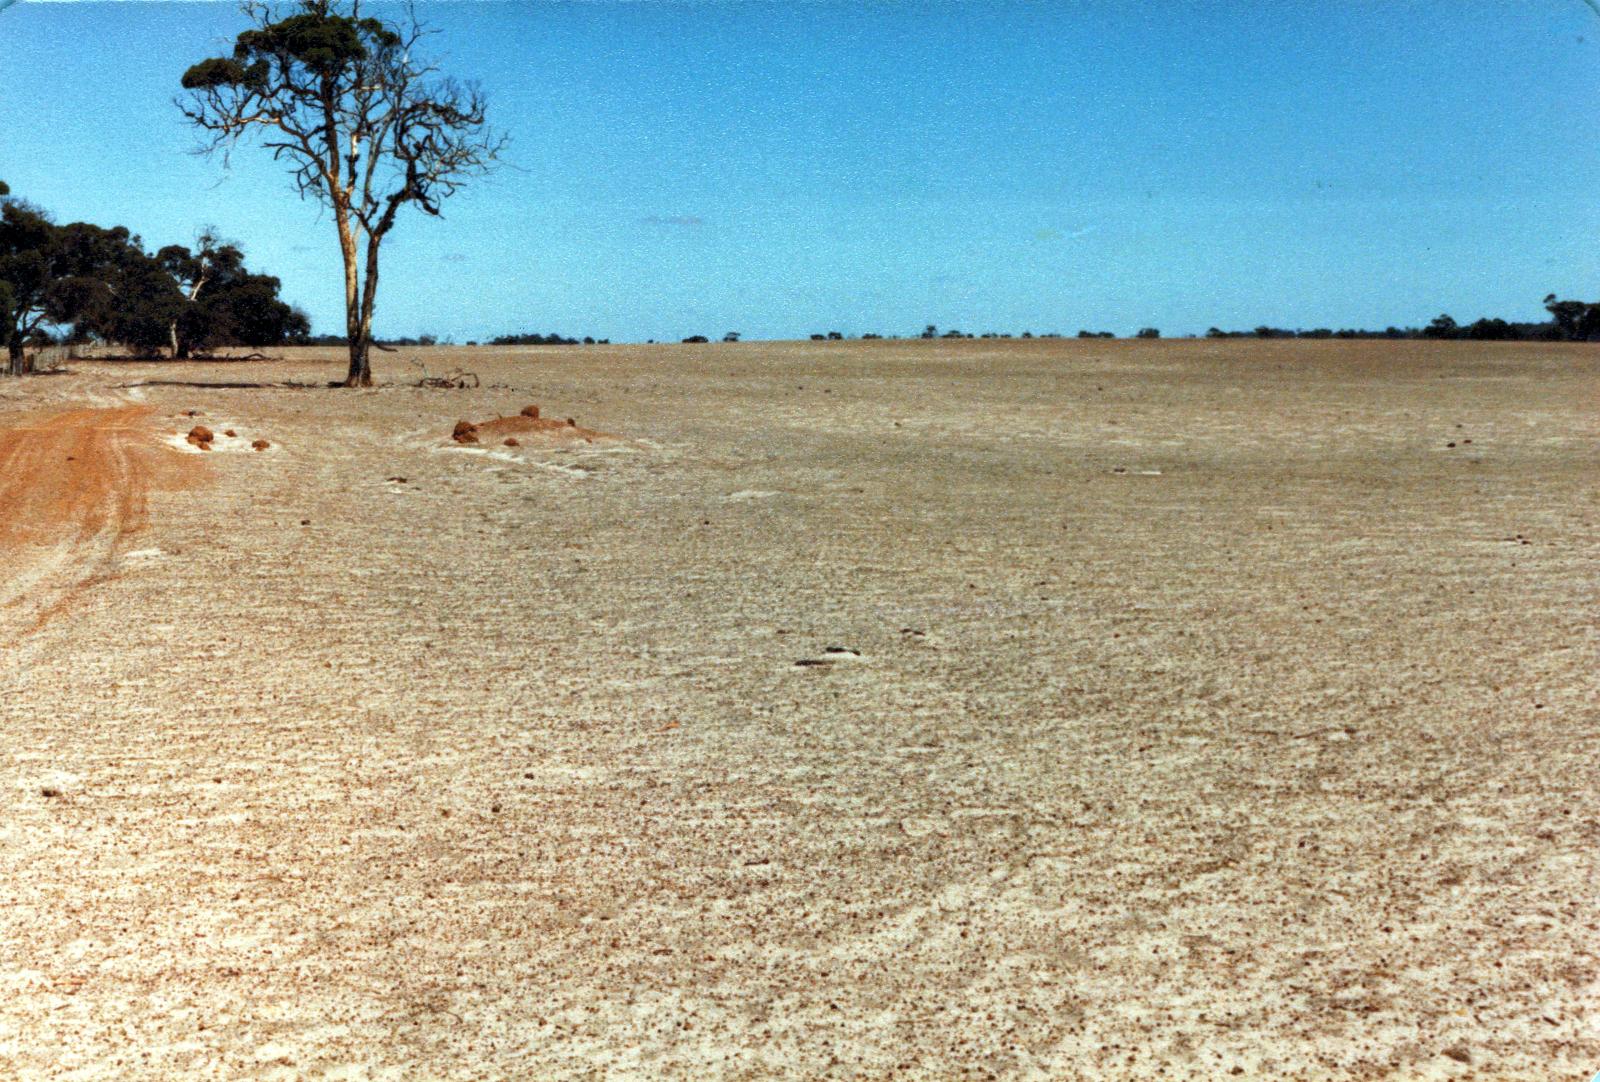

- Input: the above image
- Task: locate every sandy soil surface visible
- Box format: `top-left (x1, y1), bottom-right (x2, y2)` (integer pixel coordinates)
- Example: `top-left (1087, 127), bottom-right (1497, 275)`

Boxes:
top-left (0, 339), bottom-right (1595, 1080)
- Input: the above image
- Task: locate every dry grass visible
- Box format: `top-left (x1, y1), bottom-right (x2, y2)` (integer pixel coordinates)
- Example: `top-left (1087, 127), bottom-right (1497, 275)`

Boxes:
top-left (0, 338), bottom-right (1595, 1079)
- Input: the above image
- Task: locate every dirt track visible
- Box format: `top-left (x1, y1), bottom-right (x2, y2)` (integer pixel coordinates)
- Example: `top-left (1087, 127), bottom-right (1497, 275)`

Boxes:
top-left (0, 340), bottom-right (1596, 1080)
top-left (0, 404), bottom-right (200, 639)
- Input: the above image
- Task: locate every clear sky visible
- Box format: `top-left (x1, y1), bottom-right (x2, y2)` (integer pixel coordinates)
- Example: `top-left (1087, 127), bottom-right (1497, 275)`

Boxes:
top-left (2, 1), bottom-right (1599, 341)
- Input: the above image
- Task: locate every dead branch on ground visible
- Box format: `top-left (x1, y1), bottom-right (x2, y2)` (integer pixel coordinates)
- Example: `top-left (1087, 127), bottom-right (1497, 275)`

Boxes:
top-left (410, 358), bottom-right (480, 389)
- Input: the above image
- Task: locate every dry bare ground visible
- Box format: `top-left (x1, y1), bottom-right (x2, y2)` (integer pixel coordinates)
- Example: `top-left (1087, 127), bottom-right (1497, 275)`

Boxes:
top-left (0, 339), bottom-right (1595, 1080)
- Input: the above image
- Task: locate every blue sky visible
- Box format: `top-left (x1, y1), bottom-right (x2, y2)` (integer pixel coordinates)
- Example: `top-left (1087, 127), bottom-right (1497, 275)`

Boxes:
top-left (2, 1), bottom-right (1598, 341)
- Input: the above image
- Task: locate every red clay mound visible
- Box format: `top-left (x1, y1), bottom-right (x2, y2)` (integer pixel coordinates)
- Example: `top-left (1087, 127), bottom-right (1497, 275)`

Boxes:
top-left (453, 412), bottom-right (612, 445)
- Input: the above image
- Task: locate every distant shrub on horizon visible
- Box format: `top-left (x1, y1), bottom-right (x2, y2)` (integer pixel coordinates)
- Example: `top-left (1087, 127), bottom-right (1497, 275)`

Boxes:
top-left (490, 331), bottom-right (584, 346)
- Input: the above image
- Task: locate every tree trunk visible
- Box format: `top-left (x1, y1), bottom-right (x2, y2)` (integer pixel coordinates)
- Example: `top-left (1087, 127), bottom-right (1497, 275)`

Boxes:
top-left (173, 269), bottom-right (207, 360)
top-left (336, 208), bottom-right (369, 387)
top-left (7, 336), bottom-right (26, 378)
top-left (349, 235), bottom-right (381, 388)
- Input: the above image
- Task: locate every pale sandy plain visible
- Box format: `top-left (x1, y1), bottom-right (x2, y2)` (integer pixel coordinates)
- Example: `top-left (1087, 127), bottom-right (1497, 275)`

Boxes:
top-left (0, 338), bottom-right (1595, 1080)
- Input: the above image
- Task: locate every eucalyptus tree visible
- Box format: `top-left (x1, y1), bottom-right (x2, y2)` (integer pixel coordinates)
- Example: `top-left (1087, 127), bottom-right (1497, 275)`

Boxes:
top-left (179, 1), bottom-right (503, 385)
top-left (0, 203), bottom-right (159, 373)
top-left (156, 231), bottom-right (305, 357)
top-left (0, 200), bottom-right (67, 375)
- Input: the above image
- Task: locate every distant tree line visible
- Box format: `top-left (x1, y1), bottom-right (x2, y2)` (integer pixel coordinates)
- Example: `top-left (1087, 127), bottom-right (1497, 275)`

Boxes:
top-left (406, 295), bottom-right (1600, 354)
top-left (0, 185), bottom-right (304, 375)
top-left (289, 330), bottom-right (614, 347)
top-left (1203, 296), bottom-right (1600, 343)
top-left (491, 331), bottom-right (609, 346)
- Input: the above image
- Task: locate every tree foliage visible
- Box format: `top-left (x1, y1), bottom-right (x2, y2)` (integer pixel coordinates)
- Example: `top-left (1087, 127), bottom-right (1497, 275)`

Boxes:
top-left (0, 203), bottom-right (145, 373)
top-left (1543, 293), bottom-right (1600, 341)
top-left (158, 232), bottom-right (308, 355)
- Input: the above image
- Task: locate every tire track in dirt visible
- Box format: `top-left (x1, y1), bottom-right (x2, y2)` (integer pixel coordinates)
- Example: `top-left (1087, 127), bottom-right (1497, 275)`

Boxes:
top-left (0, 404), bottom-right (202, 638)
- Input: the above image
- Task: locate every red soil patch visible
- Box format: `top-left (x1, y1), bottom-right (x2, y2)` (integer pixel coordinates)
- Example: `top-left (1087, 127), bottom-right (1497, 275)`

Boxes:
top-left (0, 405), bottom-right (205, 546)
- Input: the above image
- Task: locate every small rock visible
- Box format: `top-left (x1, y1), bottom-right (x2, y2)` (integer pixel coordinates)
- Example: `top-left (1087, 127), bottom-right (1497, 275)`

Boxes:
top-left (300, 519), bottom-right (310, 526)
top-left (452, 420), bottom-right (479, 444)
top-left (40, 787), bottom-right (60, 799)
top-left (224, 429), bottom-right (237, 438)
top-left (187, 425), bottom-right (214, 448)
top-left (1442, 1045), bottom-right (1471, 1065)
top-left (521, 404), bottom-right (540, 418)
top-left (566, 417), bottom-right (577, 427)
top-left (251, 439), bottom-right (271, 452)
top-left (1446, 442), bottom-right (1456, 448)
top-left (504, 437), bottom-right (519, 447)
